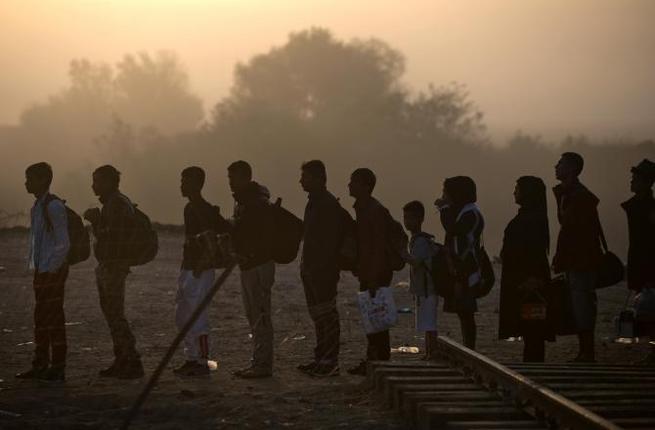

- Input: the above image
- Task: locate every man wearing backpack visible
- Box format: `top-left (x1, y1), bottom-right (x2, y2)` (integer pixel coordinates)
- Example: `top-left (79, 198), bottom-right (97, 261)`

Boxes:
top-left (83, 165), bottom-right (144, 379)
top-left (174, 166), bottom-right (229, 377)
top-left (298, 160), bottom-right (343, 377)
top-left (347, 168), bottom-right (400, 376)
top-left (16, 162), bottom-right (71, 382)
top-left (227, 161), bottom-right (276, 379)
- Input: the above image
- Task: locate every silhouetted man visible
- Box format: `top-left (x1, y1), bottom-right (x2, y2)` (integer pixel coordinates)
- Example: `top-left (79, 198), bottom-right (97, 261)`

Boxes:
top-left (84, 165), bottom-right (144, 379)
top-left (16, 162), bottom-right (70, 382)
top-left (298, 160), bottom-right (342, 377)
top-left (174, 166), bottom-right (228, 377)
top-left (622, 159), bottom-right (655, 364)
top-left (227, 161), bottom-right (276, 379)
top-left (553, 152), bottom-right (603, 362)
top-left (348, 168), bottom-right (393, 376)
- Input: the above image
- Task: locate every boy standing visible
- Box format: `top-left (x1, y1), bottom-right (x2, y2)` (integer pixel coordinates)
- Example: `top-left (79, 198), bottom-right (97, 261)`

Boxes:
top-left (17, 162), bottom-right (70, 382)
top-left (402, 201), bottom-right (439, 360)
top-left (174, 166), bottom-right (228, 376)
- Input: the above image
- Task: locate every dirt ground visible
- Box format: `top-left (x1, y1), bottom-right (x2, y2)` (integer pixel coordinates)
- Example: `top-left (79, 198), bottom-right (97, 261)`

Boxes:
top-left (0, 231), bottom-right (651, 429)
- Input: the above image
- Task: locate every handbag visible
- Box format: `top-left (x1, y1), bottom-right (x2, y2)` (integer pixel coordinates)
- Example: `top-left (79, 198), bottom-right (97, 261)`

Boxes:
top-left (595, 220), bottom-right (625, 289)
top-left (357, 287), bottom-right (398, 334)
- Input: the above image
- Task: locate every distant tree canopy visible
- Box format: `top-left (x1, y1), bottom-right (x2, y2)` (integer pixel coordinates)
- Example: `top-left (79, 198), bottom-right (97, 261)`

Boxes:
top-left (210, 28), bottom-right (485, 155)
top-left (20, 51), bottom-right (203, 145)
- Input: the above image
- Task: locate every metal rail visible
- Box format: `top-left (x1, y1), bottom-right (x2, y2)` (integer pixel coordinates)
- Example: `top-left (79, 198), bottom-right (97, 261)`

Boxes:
top-left (435, 336), bottom-right (623, 430)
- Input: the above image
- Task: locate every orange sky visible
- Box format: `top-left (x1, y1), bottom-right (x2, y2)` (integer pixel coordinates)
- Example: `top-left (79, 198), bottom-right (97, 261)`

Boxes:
top-left (2, 0), bottom-right (654, 141)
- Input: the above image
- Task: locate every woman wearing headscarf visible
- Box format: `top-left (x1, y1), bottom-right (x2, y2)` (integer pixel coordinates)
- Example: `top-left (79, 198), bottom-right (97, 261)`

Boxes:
top-left (435, 176), bottom-right (483, 350)
top-left (499, 176), bottom-right (554, 362)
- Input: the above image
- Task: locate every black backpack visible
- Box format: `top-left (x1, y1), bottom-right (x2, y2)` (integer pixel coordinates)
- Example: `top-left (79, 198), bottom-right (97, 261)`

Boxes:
top-left (125, 203), bottom-right (158, 266)
top-left (270, 198), bottom-right (303, 264)
top-left (43, 194), bottom-right (90, 265)
top-left (386, 214), bottom-right (408, 272)
top-left (337, 204), bottom-right (358, 271)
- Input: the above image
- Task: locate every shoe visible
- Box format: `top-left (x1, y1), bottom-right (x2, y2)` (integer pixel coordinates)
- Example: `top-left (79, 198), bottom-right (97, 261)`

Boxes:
top-left (174, 361), bottom-right (210, 377)
top-left (233, 366), bottom-right (272, 379)
top-left (38, 366), bottom-right (65, 383)
top-left (347, 360), bottom-right (367, 376)
top-left (16, 366), bottom-right (47, 379)
top-left (115, 359), bottom-right (145, 380)
top-left (99, 361), bottom-right (121, 378)
top-left (297, 361), bottom-right (317, 374)
top-left (310, 363), bottom-right (339, 378)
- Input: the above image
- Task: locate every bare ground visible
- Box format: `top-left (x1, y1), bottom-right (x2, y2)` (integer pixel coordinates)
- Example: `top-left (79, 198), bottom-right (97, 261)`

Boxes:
top-left (0, 231), bottom-right (650, 429)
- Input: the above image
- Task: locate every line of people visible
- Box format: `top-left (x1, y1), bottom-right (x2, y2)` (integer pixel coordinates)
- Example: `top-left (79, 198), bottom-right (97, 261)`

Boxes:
top-left (15, 153), bottom-right (655, 382)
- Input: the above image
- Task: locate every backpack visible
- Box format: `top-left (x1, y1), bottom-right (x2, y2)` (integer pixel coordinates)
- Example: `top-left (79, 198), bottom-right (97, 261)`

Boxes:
top-left (386, 215), bottom-right (408, 272)
top-left (43, 194), bottom-right (90, 265)
top-left (125, 203), bottom-right (158, 266)
top-left (270, 198), bottom-right (303, 264)
top-left (337, 204), bottom-right (358, 271)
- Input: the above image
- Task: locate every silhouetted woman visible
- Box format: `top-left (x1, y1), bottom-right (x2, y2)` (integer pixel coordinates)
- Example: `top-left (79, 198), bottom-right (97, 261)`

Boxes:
top-left (435, 176), bottom-right (483, 350)
top-left (499, 176), bottom-right (554, 362)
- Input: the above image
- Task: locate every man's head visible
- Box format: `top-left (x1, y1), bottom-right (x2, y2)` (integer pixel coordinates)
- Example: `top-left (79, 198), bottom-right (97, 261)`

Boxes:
top-left (25, 162), bottom-right (53, 197)
top-left (403, 200), bottom-right (425, 233)
top-left (348, 168), bottom-right (376, 199)
top-left (92, 165), bottom-right (121, 197)
top-left (630, 158), bottom-right (655, 194)
top-left (228, 160), bottom-right (252, 193)
top-left (300, 160), bottom-right (327, 193)
top-left (555, 152), bottom-right (584, 182)
top-left (181, 166), bottom-right (205, 198)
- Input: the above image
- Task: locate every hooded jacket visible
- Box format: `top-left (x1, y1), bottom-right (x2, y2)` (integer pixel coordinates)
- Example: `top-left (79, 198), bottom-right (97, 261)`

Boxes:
top-left (231, 181), bottom-right (274, 270)
top-left (621, 192), bottom-right (655, 291)
top-left (552, 181), bottom-right (603, 273)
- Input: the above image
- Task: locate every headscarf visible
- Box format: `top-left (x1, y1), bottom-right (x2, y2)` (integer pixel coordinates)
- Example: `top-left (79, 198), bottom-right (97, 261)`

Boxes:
top-left (516, 175), bottom-right (550, 253)
top-left (443, 176), bottom-right (477, 210)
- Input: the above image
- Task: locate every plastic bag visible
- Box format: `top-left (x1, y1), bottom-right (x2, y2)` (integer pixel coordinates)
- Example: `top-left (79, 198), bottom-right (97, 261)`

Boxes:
top-left (357, 287), bottom-right (398, 334)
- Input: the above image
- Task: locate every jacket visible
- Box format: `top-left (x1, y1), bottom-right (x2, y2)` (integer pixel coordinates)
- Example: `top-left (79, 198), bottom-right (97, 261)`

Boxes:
top-left (552, 181), bottom-right (603, 273)
top-left (353, 196), bottom-right (393, 290)
top-left (92, 191), bottom-right (135, 266)
top-left (231, 181), bottom-right (274, 270)
top-left (621, 192), bottom-right (655, 291)
top-left (301, 188), bottom-right (342, 277)
top-left (28, 192), bottom-right (70, 273)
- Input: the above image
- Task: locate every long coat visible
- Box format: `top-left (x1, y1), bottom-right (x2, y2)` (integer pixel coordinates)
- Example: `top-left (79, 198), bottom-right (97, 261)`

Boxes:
top-left (499, 208), bottom-right (554, 340)
top-left (621, 193), bottom-right (655, 291)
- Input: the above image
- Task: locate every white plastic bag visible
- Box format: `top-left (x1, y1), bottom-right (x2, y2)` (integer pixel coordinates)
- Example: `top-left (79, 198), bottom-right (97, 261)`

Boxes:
top-left (634, 288), bottom-right (655, 323)
top-left (357, 287), bottom-right (398, 334)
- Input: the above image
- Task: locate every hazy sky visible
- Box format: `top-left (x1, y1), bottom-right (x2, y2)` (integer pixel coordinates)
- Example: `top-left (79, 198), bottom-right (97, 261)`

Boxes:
top-left (2, 0), bottom-right (654, 141)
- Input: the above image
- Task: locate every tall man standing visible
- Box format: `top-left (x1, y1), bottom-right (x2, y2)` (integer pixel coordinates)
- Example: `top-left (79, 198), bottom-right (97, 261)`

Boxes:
top-left (16, 162), bottom-right (70, 382)
top-left (298, 160), bottom-right (343, 377)
top-left (553, 152), bottom-right (603, 362)
top-left (227, 161), bottom-right (276, 379)
top-left (347, 168), bottom-right (395, 376)
top-left (84, 165), bottom-right (144, 379)
top-left (622, 159), bottom-right (655, 364)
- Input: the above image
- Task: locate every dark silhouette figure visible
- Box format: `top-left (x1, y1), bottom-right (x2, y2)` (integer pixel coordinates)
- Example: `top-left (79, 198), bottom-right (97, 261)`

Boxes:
top-left (347, 168), bottom-right (394, 376)
top-left (622, 159), bottom-right (655, 364)
top-left (297, 160), bottom-right (343, 377)
top-left (499, 176), bottom-right (553, 362)
top-left (174, 166), bottom-right (228, 377)
top-left (227, 160), bottom-right (276, 379)
top-left (435, 176), bottom-right (483, 350)
top-left (84, 165), bottom-right (144, 379)
top-left (553, 152), bottom-right (603, 362)
top-left (16, 162), bottom-right (70, 382)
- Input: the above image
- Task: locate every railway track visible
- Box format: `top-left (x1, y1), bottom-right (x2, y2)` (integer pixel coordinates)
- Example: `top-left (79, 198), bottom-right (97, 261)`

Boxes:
top-left (368, 336), bottom-right (655, 430)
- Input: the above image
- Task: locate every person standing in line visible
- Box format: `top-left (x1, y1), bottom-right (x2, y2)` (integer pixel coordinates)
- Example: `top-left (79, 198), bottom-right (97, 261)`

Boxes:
top-left (499, 176), bottom-right (554, 362)
top-left (174, 166), bottom-right (229, 377)
top-left (16, 162), bottom-right (70, 382)
top-left (434, 176), bottom-right (483, 350)
top-left (297, 160), bottom-right (343, 377)
top-left (621, 159), bottom-right (655, 365)
top-left (227, 161), bottom-right (276, 379)
top-left (347, 168), bottom-right (395, 376)
top-left (84, 165), bottom-right (144, 379)
top-left (552, 152), bottom-right (603, 362)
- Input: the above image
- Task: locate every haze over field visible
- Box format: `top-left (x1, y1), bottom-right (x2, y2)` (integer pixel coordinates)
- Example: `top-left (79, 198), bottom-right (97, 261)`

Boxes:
top-left (1, 0), bottom-right (654, 256)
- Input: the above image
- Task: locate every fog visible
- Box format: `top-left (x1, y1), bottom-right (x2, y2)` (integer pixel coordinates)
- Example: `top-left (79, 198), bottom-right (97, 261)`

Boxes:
top-left (1, 1), bottom-right (654, 256)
